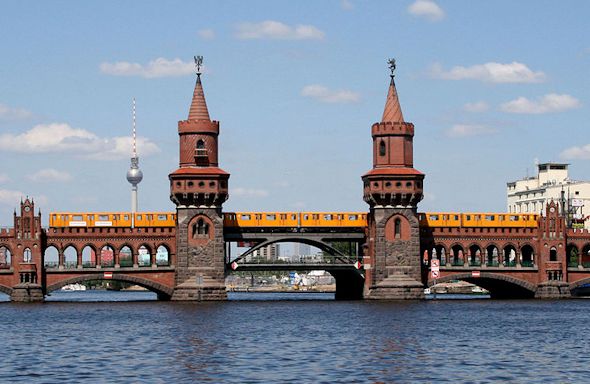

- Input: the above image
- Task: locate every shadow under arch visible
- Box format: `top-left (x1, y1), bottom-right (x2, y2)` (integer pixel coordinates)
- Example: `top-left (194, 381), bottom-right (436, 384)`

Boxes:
top-left (233, 237), bottom-right (350, 264)
top-left (569, 277), bottom-right (590, 296)
top-left (428, 272), bottom-right (536, 299)
top-left (46, 274), bottom-right (173, 300)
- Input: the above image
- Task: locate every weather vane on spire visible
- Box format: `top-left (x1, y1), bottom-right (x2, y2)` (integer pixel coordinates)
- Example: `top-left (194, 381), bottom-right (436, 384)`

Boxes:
top-left (387, 58), bottom-right (396, 78)
top-left (194, 55), bottom-right (203, 75)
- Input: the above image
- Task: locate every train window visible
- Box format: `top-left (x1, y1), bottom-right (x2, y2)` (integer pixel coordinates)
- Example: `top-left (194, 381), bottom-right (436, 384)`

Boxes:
top-left (304, 214), bottom-right (309, 220)
top-left (73, 215), bottom-right (83, 221)
top-left (324, 214), bottom-right (332, 220)
top-left (475, 215), bottom-right (481, 220)
top-left (485, 215), bottom-right (494, 221)
top-left (98, 215), bottom-right (108, 221)
top-left (291, 214), bottom-right (297, 220)
top-left (509, 215), bottom-right (518, 221)
top-left (443, 215), bottom-right (448, 220)
top-left (124, 215), bottom-right (129, 220)
top-left (147, 215), bottom-right (153, 220)
top-left (113, 215), bottom-right (119, 220)
top-left (454, 215), bottom-right (459, 220)
top-left (349, 215), bottom-right (358, 220)
top-left (313, 214), bottom-right (319, 220)
top-left (280, 214), bottom-right (286, 219)
top-left (466, 215), bottom-right (471, 220)
top-left (429, 215), bottom-right (439, 220)
top-left (240, 214), bottom-right (251, 220)
top-left (499, 215), bottom-right (504, 221)
top-left (158, 215), bottom-right (167, 220)
top-left (267, 214), bottom-right (276, 220)
top-left (137, 215), bottom-right (142, 220)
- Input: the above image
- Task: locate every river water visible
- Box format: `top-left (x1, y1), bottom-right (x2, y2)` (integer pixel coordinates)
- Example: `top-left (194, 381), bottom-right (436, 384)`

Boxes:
top-left (0, 291), bottom-right (588, 383)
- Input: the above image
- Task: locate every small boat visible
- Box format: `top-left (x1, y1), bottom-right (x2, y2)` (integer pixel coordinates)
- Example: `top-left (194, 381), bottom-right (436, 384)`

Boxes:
top-left (61, 283), bottom-right (87, 291)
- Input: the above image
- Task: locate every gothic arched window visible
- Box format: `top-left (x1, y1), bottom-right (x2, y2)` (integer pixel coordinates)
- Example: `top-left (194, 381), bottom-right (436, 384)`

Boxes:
top-left (379, 140), bottom-right (386, 157)
top-left (394, 218), bottom-right (401, 239)
top-left (23, 248), bottom-right (32, 263)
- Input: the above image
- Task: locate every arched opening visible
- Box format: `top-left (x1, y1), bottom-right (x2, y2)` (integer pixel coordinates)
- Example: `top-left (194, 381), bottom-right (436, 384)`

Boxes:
top-left (450, 245), bottom-right (464, 266)
top-left (503, 245), bottom-right (517, 267)
top-left (468, 244), bottom-right (482, 266)
top-left (567, 244), bottom-right (579, 267)
top-left (582, 244), bottom-right (590, 267)
top-left (156, 245), bottom-right (170, 266)
top-left (23, 248), bottom-right (32, 263)
top-left (196, 139), bottom-right (205, 149)
top-left (44, 246), bottom-right (59, 268)
top-left (100, 245), bottom-right (115, 267)
top-left (486, 245), bottom-right (499, 267)
top-left (138, 245), bottom-right (151, 267)
top-left (434, 245), bottom-right (446, 265)
top-left (81, 245), bottom-right (93, 268)
top-left (119, 246), bottom-right (133, 267)
top-left (379, 140), bottom-right (386, 156)
top-left (549, 247), bottom-right (558, 262)
top-left (64, 246), bottom-right (78, 268)
top-left (46, 274), bottom-right (173, 301)
top-left (521, 245), bottom-right (534, 267)
top-left (394, 218), bottom-right (401, 239)
top-left (0, 246), bottom-right (12, 269)
top-left (429, 273), bottom-right (535, 299)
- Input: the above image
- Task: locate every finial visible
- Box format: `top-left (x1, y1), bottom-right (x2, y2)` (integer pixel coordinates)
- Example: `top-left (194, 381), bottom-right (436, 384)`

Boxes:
top-left (194, 55), bottom-right (203, 76)
top-left (132, 98), bottom-right (137, 158)
top-left (387, 58), bottom-right (396, 78)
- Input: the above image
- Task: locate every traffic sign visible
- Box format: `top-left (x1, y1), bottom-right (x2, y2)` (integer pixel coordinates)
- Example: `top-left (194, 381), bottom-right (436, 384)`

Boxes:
top-left (354, 261), bottom-right (362, 269)
top-left (431, 270), bottom-right (440, 279)
top-left (103, 272), bottom-right (113, 279)
top-left (472, 271), bottom-right (481, 278)
top-left (231, 261), bottom-right (239, 270)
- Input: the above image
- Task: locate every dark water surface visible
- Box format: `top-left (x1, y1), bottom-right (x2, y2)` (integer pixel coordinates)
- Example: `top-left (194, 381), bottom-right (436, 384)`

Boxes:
top-left (0, 291), bottom-right (588, 383)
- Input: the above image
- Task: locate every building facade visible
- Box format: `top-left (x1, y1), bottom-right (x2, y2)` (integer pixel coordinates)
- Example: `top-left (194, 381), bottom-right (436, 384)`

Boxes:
top-left (507, 163), bottom-right (590, 229)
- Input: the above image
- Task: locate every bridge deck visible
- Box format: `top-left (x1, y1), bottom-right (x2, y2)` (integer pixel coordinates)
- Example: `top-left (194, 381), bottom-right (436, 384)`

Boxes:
top-left (230, 263), bottom-right (361, 272)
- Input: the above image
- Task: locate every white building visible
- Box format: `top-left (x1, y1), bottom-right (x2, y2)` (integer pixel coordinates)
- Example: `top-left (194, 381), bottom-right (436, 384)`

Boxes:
top-left (251, 244), bottom-right (280, 261)
top-left (507, 163), bottom-right (590, 228)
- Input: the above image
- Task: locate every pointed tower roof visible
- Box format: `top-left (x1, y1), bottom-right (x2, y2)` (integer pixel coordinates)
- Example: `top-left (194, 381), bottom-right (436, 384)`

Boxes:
top-left (188, 74), bottom-right (211, 121)
top-left (381, 59), bottom-right (404, 123)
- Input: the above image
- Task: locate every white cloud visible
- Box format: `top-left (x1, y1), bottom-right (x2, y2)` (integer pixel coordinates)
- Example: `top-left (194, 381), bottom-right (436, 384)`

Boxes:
top-left (0, 103), bottom-right (33, 121)
top-left (341, 0), bottom-right (354, 10)
top-left (0, 174), bottom-right (9, 183)
top-left (408, 0), bottom-right (445, 21)
top-left (431, 62), bottom-right (546, 83)
top-left (235, 20), bottom-right (325, 40)
top-left (561, 144), bottom-right (590, 160)
top-left (0, 123), bottom-right (160, 160)
top-left (301, 84), bottom-right (360, 103)
top-left (0, 189), bottom-right (24, 206)
top-left (463, 101), bottom-right (489, 113)
top-left (27, 169), bottom-right (72, 183)
top-left (232, 187), bottom-right (269, 198)
top-left (198, 29), bottom-right (215, 40)
top-left (445, 124), bottom-right (497, 138)
top-left (500, 94), bottom-right (581, 114)
top-left (100, 57), bottom-right (195, 78)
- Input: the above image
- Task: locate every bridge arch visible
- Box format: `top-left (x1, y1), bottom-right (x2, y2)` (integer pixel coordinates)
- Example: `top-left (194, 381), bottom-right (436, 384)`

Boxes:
top-left (0, 284), bottom-right (12, 296)
top-left (232, 237), bottom-right (348, 264)
top-left (428, 272), bottom-right (536, 299)
top-left (46, 274), bottom-right (173, 300)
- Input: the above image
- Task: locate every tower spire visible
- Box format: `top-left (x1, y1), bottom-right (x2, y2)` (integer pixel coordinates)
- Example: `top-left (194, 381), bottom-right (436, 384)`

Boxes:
top-left (188, 55), bottom-right (210, 121)
top-left (382, 58), bottom-right (404, 123)
top-left (126, 97), bottom-right (143, 215)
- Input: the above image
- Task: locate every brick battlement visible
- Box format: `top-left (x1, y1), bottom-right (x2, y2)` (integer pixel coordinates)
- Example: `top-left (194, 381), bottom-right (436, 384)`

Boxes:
top-left (371, 121), bottom-right (414, 137)
top-left (178, 119), bottom-right (219, 134)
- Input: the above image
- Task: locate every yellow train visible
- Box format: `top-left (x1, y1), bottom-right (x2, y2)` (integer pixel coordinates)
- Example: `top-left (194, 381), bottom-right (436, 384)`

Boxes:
top-left (418, 213), bottom-right (539, 228)
top-left (223, 212), bottom-right (368, 229)
top-left (49, 212), bottom-right (176, 228)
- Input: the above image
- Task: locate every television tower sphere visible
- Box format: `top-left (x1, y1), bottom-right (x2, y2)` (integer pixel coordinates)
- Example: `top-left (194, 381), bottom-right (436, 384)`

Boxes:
top-left (127, 161), bottom-right (143, 186)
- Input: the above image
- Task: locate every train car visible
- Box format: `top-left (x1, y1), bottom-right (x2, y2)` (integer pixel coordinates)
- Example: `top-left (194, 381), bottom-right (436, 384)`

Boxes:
top-left (133, 212), bottom-right (176, 227)
top-left (461, 213), bottom-right (539, 228)
top-left (49, 212), bottom-right (176, 228)
top-left (49, 212), bottom-right (133, 227)
top-left (223, 212), bottom-right (367, 229)
top-left (418, 213), bottom-right (461, 227)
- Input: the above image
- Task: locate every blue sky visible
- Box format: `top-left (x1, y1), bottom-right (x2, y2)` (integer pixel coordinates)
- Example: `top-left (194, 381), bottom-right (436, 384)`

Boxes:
top-left (0, 0), bottom-right (588, 225)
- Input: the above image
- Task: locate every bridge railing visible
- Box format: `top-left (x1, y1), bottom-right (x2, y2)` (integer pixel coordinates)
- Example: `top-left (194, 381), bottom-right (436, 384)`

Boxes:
top-left (234, 254), bottom-right (359, 265)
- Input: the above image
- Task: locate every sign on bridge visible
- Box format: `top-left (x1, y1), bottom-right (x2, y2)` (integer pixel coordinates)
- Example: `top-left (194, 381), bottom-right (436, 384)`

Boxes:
top-left (430, 259), bottom-right (440, 279)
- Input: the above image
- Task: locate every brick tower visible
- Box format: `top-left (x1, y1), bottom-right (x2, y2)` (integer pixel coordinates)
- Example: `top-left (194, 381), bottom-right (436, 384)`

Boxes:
top-left (169, 56), bottom-right (229, 300)
top-left (362, 59), bottom-right (425, 299)
top-left (11, 198), bottom-right (44, 302)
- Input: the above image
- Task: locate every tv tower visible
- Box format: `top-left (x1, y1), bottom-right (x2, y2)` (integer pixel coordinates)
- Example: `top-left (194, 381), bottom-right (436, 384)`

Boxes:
top-left (126, 98), bottom-right (143, 213)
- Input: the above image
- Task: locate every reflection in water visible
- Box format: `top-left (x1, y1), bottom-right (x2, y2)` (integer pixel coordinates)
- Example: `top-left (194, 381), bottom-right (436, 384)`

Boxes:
top-left (0, 292), bottom-right (588, 382)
